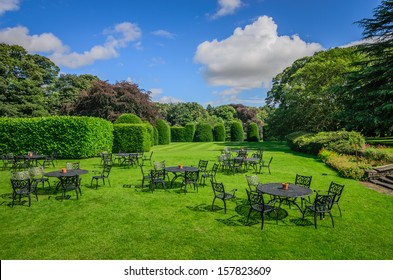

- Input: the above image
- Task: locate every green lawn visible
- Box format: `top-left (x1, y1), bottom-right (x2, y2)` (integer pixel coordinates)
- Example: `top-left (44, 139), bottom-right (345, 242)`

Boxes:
top-left (1, 141), bottom-right (392, 260)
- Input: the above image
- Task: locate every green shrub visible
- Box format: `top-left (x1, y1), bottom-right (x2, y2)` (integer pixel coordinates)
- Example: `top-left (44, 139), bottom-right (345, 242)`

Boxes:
top-left (194, 123), bottom-right (213, 142)
top-left (112, 124), bottom-right (151, 152)
top-left (213, 123), bottom-right (226, 141)
top-left (287, 130), bottom-right (365, 156)
top-left (363, 146), bottom-right (393, 165)
top-left (143, 121), bottom-right (155, 147)
top-left (153, 126), bottom-right (159, 146)
top-left (171, 126), bottom-right (186, 142)
top-left (230, 121), bottom-right (244, 142)
top-left (156, 119), bottom-right (170, 145)
top-left (184, 123), bottom-right (196, 142)
top-left (114, 113), bottom-right (142, 124)
top-left (318, 148), bottom-right (370, 180)
top-left (247, 122), bottom-right (260, 142)
top-left (0, 116), bottom-right (113, 158)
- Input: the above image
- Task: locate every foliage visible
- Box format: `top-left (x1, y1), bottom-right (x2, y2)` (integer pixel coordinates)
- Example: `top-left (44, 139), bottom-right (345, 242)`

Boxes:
top-left (156, 119), bottom-right (170, 145)
top-left (213, 123), bottom-right (226, 141)
top-left (318, 148), bottom-right (371, 180)
top-left (0, 116), bottom-right (113, 158)
top-left (170, 126), bottom-right (186, 142)
top-left (114, 113), bottom-right (142, 124)
top-left (230, 121), bottom-right (244, 141)
top-left (47, 73), bottom-right (99, 115)
top-left (158, 102), bottom-right (209, 126)
top-left (112, 124), bottom-right (151, 152)
top-left (362, 145), bottom-right (393, 164)
top-left (339, 0), bottom-right (393, 136)
top-left (287, 130), bottom-right (365, 156)
top-left (247, 122), bottom-right (260, 142)
top-left (266, 47), bottom-right (364, 138)
top-left (71, 80), bottom-right (159, 123)
top-left (184, 123), bottom-right (196, 142)
top-left (0, 43), bottom-right (60, 117)
top-left (193, 123), bottom-right (213, 142)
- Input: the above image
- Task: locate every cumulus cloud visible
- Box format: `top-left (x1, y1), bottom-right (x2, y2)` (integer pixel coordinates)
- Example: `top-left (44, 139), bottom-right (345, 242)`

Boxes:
top-left (194, 16), bottom-right (323, 101)
top-left (0, 22), bottom-right (142, 68)
top-left (0, 0), bottom-right (20, 15)
top-left (210, 0), bottom-right (243, 19)
top-left (157, 96), bottom-right (183, 104)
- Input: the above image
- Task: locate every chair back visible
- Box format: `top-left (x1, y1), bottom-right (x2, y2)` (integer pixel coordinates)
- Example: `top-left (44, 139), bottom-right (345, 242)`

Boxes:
top-left (211, 163), bottom-right (219, 174)
top-left (185, 170), bottom-right (199, 183)
top-left (313, 193), bottom-right (335, 211)
top-left (66, 162), bottom-right (80, 170)
top-left (153, 160), bottom-right (166, 170)
top-left (246, 189), bottom-right (265, 206)
top-left (211, 180), bottom-right (225, 195)
top-left (150, 169), bottom-right (166, 181)
top-left (11, 177), bottom-right (32, 194)
top-left (29, 166), bottom-right (45, 178)
top-left (198, 160), bottom-right (208, 172)
top-left (11, 170), bottom-right (30, 180)
top-left (237, 150), bottom-right (248, 158)
top-left (102, 162), bottom-right (112, 176)
top-left (246, 175), bottom-right (259, 190)
top-left (295, 174), bottom-right (312, 188)
top-left (328, 182), bottom-right (344, 203)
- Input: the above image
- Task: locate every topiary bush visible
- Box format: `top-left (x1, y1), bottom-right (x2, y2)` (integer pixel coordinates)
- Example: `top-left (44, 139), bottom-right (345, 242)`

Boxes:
top-left (112, 124), bottom-right (151, 152)
top-left (194, 123), bottom-right (213, 142)
top-left (114, 113), bottom-right (142, 124)
top-left (171, 126), bottom-right (186, 142)
top-left (184, 123), bottom-right (196, 142)
top-left (156, 119), bottom-right (170, 145)
top-left (0, 116), bottom-right (113, 158)
top-left (213, 123), bottom-right (226, 141)
top-left (247, 122), bottom-right (260, 142)
top-left (230, 121), bottom-right (244, 142)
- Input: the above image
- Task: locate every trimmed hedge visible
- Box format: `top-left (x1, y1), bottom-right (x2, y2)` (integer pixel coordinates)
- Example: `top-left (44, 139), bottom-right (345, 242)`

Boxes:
top-left (171, 126), bottom-right (186, 142)
top-left (184, 123), bottom-right (196, 142)
top-left (114, 113), bottom-right (142, 124)
top-left (230, 121), bottom-right (244, 142)
top-left (156, 119), bottom-right (170, 145)
top-left (194, 123), bottom-right (213, 142)
top-left (0, 116), bottom-right (113, 158)
top-left (112, 124), bottom-right (151, 153)
top-left (247, 122), bottom-right (260, 142)
top-left (213, 123), bottom-right (226, 141)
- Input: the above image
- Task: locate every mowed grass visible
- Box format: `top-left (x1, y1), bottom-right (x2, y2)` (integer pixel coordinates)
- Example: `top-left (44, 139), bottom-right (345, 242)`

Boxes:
top-left (0, 141), bottom-right (392, 260)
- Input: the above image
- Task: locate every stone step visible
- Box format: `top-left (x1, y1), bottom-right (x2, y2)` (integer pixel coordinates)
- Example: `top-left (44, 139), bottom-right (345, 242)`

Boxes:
top-left (370, 179), bottom-right (393, 190)
top-left (374, 164), bottom-right (393, 173)
top-left (380, 176), bottom-right (393, 184)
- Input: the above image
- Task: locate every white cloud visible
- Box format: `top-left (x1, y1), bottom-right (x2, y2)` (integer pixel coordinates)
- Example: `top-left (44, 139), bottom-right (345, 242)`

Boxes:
top-left (194, 16), bottom-right (323, 101)
top-left (152, 29), bottom-right (176, 39)
top-left (149, 88), bottom-right (163, 98)
top-left (157, 96), bottom-right (183, 104)
top-left (0, 0), bottom-right (20, 15)
top-left (0, 22), bottom-right (142, 68)
top-left (210, 0), bottom-right (243, 19)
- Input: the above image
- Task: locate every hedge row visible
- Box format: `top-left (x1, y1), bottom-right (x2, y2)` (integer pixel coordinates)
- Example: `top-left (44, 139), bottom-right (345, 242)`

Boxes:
top-left (170, 123), bottom-right (195, 142)
top-left (286, 130), bottom-right (365, 156)
top-left (112, 124), bottom-right (151, 153)
top-left (0, 116), bottom-right (113, 158)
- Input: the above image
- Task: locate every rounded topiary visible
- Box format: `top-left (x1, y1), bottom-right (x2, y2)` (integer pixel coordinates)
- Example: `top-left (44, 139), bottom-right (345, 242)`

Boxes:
top-left (193, 123), bottom-right (213, 142)
top-left (213, 123), bottom-right (226, 141)
top-left (114, 113), bottom-right (142, 124)
top-left (230, 121), bottom-right (244, 142)
top-left (156, 119), bottom-right (170, 145)
top-left (247, 122), bottom-right (260, 142)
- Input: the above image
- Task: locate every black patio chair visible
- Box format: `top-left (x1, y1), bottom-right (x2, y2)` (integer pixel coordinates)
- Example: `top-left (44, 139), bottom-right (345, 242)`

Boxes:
top-left (42, 151), bottom-right (57, 168)
top-left (258, 156), bottom-right (273, 174)
top-left (201, 163), bottom-right (219, 186)
top-left (327, 181), bottom-right (345, 217)
top-left (91, 161), bottom-right (112, 189)
top-left (149, 169), bottom-right (166, 192)
top-left (246, 189), bottom-right (278, 230)
top-left (302, 193), bottom-right (335, 229)
top-left (141, 151), bottom-right (153, 166)
top-left (59, 174), bottom-right (82, 200)
top-left (139, 164), bottom-right (151, 189)
top-left (29, 166), bottom-right (51, 190)
top-left (295, 174), bottom-right (313, 205)
top-left (181, 170), bottom-right (199, 193)
top-left (197, 160), bottom-right (208, 179)
top-left (11, 171), bottom-right (38, 207)
top-left (210, 180), bottom-right (237, 214)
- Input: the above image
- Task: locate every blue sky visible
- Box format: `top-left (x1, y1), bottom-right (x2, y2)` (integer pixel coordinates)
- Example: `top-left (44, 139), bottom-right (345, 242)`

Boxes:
top-left (0, 0), bottom-right (381, 107)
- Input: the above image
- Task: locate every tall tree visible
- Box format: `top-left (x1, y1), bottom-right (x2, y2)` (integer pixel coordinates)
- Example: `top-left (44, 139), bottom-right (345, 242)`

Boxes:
top-left (0, 43), bottom-right (59, 117)
top-left (266, 47), bottom-right (363, 138)
top-left (340, 0), bottom-right (393, 136)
